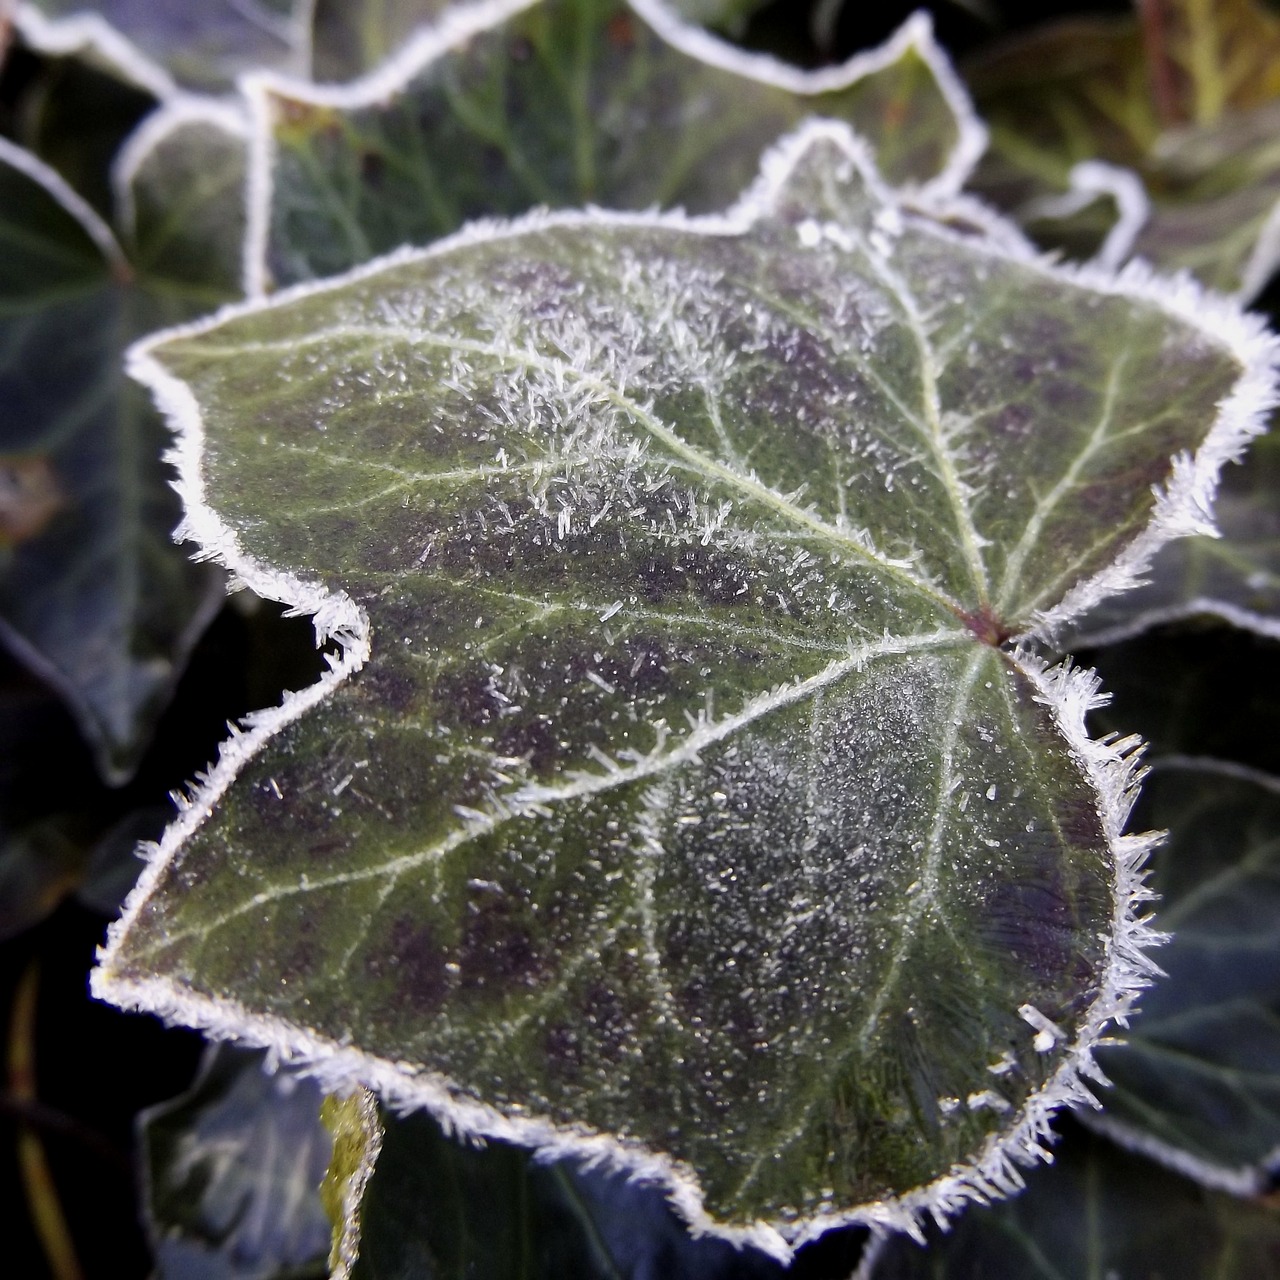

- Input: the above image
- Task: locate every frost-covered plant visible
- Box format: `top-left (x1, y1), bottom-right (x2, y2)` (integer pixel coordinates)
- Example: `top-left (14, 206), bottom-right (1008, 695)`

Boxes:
top-left (5, 2), bottom-right (1280, 1278)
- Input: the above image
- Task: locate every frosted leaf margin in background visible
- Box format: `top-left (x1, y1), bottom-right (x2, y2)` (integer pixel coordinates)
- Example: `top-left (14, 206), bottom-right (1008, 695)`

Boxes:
top-left (239, 0), bottom-right (989, 296)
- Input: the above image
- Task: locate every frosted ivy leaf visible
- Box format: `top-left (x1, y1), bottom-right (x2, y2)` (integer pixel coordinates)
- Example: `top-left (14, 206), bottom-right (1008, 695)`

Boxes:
top-left (96, 122), bottom-right (1276, 1254)
top-left (246, 0), bottom-right (983, 291)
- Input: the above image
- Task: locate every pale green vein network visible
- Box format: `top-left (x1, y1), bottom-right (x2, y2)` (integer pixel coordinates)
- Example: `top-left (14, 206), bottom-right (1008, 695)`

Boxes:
top-left (131, 627), bottom-right (969, 957)
top-left (188, 323), bottom-right (968, 616)
top-left (842, 226), bottom-right (994, 606)
top-left (996, 347), bottom-right (1132, 615)
top-left (728, 645), bottom-right (987, 1204)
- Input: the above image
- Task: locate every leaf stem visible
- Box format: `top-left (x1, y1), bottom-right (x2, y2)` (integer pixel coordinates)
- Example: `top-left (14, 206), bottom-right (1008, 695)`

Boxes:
top-left (8, 962), bottom-right (85, 1280)
top-left (1137, 0), bottom-right (1184, 128)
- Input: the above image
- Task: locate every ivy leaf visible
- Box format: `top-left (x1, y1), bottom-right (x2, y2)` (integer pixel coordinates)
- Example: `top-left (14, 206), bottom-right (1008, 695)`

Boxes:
top-left (965, 0), bottom-right (1280, 298)
top-left (116, 98), bottom-right (251, 296)
top-left (0, 134), bottom-right (227, 781)
top-left (96, 123), bottom-right (1274, 1252)
top-left (1085, 758), bottom-right (1280, 1191)
top-left (324, 1092), bottom-right (801, 1280)
top-left (865, 1117), bottom-right (1280, 1279)
top-left (140, 1043), bottom-right (333, 1280)
top-left (15, 0), bottom-right (314, 94)
top-left (248, 0), bottom-right (984, 291)
top-left (1067, 423), bottom-right (1280, 648)
top-left (1, 27), bottom-right (157, 217)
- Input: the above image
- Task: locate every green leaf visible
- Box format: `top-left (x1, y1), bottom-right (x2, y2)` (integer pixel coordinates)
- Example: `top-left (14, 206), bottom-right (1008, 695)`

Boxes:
top-left (140, 1043), bottom-right (332, 1280)
top-left (96, 123), bottom-right (1272, 1252)
top-left (248, 0), bottom-right (984, 291)
top-left (0, 33), bottom-right (157, 218)
top-left (0, 136), bottom-right (227, 781)
top-left (17, 0), bottom-right (313, 94)
top-left (308, 0), bottom-right (771, 83)
top-left (1087, 759), bottom-right (1280, 1190)
top-left (116, 99), bottom-right (251, 296)
top-left (865, 1117), bottom-right (1280, 1279)
top-left (964, 2), bottom-right (1280, 298)
top-left (328, 1095), bottom-right (800, 1279)
top-left (1066, 427), bottom-right (1280, 647)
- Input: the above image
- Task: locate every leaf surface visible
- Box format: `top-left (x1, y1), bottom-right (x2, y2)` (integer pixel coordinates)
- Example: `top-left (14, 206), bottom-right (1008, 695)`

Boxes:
top-left (250, 0), bottom-right (981, 290)
top-left (1089, 759), bottom-right (1280, 1189)
top-left (866, 1117), bottom-right (1280, 1279)
top-left (140, 1044), bottom-right (332, 1280)
top-left (0, 137), bottom-right (226, 780)
top-left (97, 125), bottom-right (1266, 1248)
top-left (328, 1094), bottom-right (801, 1280)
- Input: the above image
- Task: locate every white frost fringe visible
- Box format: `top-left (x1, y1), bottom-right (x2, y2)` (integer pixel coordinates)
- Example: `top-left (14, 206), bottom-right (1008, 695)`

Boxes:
top-left (95, 118), bottom-right (1278, 1260)
top-left (240, 0), bottom-right (987, 295)
top-left (13, 0), bottom-right (178, 98)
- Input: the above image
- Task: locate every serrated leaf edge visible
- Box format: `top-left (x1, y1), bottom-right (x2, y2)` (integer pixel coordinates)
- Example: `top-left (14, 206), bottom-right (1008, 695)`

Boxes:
top-left (1080, 754), bottom-right (1280, 1198)
top-left (93, 118), bottom-right (1267, 1257)
top-left (239, 0), bottom-right (988, 296)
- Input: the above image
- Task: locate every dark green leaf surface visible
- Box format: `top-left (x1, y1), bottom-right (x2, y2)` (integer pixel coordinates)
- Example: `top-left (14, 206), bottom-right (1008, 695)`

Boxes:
top-left (1067, 425), bottom-right (1280, 648)
top-left (0, 142), bottom-right (226, 780)
top-left (867, 1118), bottom-right (1280, 1279)
top-left (120, 102), bottom-right (250, 297)
top-left (97, 125), bottom-right (1257, 1242)
top-left (0, 39), bottom-right (156, 217)
top-left (140, 1044), bottom-right (332, 1280)
top-left (337, 1099), bottom-right (797, 1280)
top-left (1091, 760), bottom-right (1280, 1187)
top-left (254, 0), bottom-right (976, 289)
top-left (310, 0), bottom-right (454, 81)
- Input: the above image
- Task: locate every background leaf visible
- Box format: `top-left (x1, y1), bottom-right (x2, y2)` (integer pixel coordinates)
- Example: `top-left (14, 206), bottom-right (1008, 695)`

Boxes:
top-left (963, 0), bottom-right (1280, 297)
top-left (140, 1043), bottom-right (332, 1280)
top-left (866, 1116), bottom-right (1280, 1279)
top-left (1066, 425), bottom-right (1280, 647)
top-left (0, 32), bottom-right (156, 216)
top-left (0, 139), bottom-right (226, 781)
top-left (1087, 758), bottom-right (1280, 1189)
top-left (18, 0), bottom-right (314, 93)
top-left (253, 0), bottom-right (977, 289)
top-left (334, 1100), bottom-right (811, 1280)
